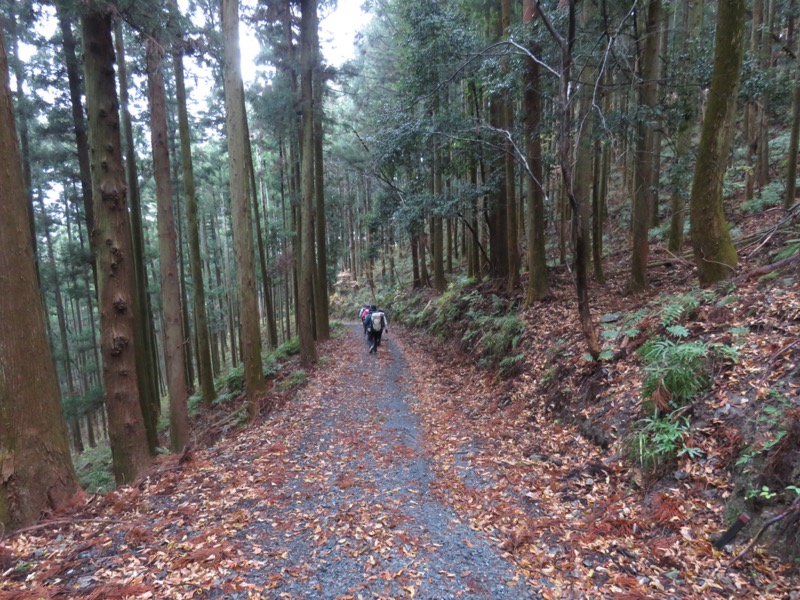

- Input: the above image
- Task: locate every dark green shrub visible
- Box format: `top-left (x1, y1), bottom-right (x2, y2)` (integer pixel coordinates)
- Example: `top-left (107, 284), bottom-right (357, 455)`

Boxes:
top-left (74, 444), bottom-right (115, 494)
top-left (628, 413), bottom-right (702, 475)
top-left (639, 338), bottom-right (712, 412)
top-left (278, 370), bottom-right (308, 392)
top-left (221, 366), bottom-right (245, 394)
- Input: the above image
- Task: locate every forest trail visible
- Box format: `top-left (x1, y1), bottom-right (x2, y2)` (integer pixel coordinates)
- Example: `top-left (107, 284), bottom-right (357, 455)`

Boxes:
top-left (2, 324), bottom-right (790, 599)
top-left (0, 325), bottom-right (538, 599)
top-left (198, 323), bottom-right (539, 598)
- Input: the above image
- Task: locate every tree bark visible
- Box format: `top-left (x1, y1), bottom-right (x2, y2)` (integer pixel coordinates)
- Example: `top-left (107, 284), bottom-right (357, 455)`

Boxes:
top-left (311, 4), bottom-right (330, 341)
top-left (523, 5), bottom-right (549, 302)
top-left (498, 1), bottom-right (519, 291)
top-left (244, 106), bottom-right (279, 349)
top-left (0, 27), bottom-right (79, 530)
top-left (146, 37), bottom-right (189, 453)
top-left (668, 0), bottom-right (703, 252)
top-left (591, 134), bottom-right (605, 284)
top-left (115, 21), bottom-right (160, 454)
top-left (410, 231), bottom-right (422, 288)
top-left (786, 63), bottom-right (800, 209)
top-left (786, 1), bottom-right (800, 210)
top-left (541, 0), bottom-right (600, 359)
top-left (56, 3), bottom-right (95, 271)
top-left (630, 0), bottom-right (661, 293)
top-left (433, 149), bottom-right (446, 292)
top-left (176, 192), bottom-right (196, 395)
top-left (81, 5), bottom-right (151, 484)
top-left (487, 11), bottom-right (508, 280)
top-left (222, 0), bottom-right (266, 414)
top-left (6, 4), bottom-right (34, 235)
top-left (689, 0), bottom-right (744, 285)
top-left (40, 193), bottom-right (75, 399)
top-left (173, 46), bottom-right (216, 407)
top-left (574, 0), bottom-right (596, 278)
top-left (298, 0), bottom-right (320, 365)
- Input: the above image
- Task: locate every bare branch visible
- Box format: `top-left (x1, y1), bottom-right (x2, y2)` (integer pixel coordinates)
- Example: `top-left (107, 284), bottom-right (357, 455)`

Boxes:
top-left (535, 0), bottom-right (565, 49)
top-left (506, 39), bottom-right (560, 79)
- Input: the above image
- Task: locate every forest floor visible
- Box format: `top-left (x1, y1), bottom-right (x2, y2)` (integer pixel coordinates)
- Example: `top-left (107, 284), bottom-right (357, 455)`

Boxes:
top-left (1, 308), bottom-right (798, 598)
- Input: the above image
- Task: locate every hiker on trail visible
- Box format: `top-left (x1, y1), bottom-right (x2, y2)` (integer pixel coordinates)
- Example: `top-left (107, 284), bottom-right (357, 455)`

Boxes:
top-left (359, 305), bottom-right (371, 338)
top-left (365, 305), bottom-right (388, 354)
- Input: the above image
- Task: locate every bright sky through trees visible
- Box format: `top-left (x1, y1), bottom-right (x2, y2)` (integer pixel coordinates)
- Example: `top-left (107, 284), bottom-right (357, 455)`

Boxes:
top-left (240, 0), bottom-right (371, 82)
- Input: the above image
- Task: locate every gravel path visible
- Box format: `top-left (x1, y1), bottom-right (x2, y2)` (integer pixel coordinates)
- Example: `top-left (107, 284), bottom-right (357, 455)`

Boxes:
top-left (214, 324), bottom-right (539, 598)
top-left (0, 325), bottom-right (541, 600)
top-left (4, 322), bottom-right (793, 599)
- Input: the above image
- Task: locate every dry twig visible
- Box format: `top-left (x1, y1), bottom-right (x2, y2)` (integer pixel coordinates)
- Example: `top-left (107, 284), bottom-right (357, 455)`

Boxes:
top-left (728, 497), bottom-right (800, 567)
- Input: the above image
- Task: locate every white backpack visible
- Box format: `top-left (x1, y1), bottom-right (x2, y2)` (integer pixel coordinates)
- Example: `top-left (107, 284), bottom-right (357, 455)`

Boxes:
top-left (371, 311), bottom-right (384, 332)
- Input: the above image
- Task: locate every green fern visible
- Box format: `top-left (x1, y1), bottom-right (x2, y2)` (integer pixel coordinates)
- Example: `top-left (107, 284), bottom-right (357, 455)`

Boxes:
top-left (628, 412), bottom-right (702, 474)
top-left (774, 241), bottom-right (800, 262)
top-left (639, 338), bottom-right (712, 410)
top-left (659, 293), bottom-right (700, 326)
top-left (499, 353), bottom-right (525, 374)
top-left (666, 324), bottom-right (690, 338)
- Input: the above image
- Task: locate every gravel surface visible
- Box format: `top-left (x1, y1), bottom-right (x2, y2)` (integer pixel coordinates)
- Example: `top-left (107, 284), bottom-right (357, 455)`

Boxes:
top-left (0, 324), bottom-right (542, 600)
top-left (211, 323), bottom-right (540, 598)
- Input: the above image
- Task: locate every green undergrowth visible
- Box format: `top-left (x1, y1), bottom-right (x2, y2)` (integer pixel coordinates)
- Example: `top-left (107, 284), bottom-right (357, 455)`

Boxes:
top-left (191, 336), bottom-right (303, 412)
top-left (74, 443), bottom-right (115, 495)
top-left (385, 278), bottom-right (525, 376)
top-left (373, 270), bottom-right (796, 556)
top-left (628, 412), bottom-right (701, 476)
top-left (615, 289), bottom-right (742, 477)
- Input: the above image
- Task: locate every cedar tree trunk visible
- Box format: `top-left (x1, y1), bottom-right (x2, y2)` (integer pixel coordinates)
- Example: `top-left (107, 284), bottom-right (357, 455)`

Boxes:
top-left (0, 27), bottom-right (78, 530)
top-left (222, 0), bottom-right (267, 414)
top-left (81, 5), bottom-right (151, 483)
top-left (689, 0), bottom-right (744, 285)
top-left (146, 37), bottom-right (189, 452)
top-left (174, 46), bottom-right (216, 407)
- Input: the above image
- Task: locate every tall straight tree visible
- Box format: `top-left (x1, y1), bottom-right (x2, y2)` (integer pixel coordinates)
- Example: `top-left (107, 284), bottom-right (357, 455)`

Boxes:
top-left (487, 6), bottom-right (508, 280)
top-left (630, 0), bottom-right (661, 293)
top-left (221, 0), bottom-right (267, 414)
top-left (523, 0), bottom-right (549, 303)
top-left (689, 0), bottom-right (744, 285)
top-left (433, 150), bottom-right (446, 292)
top-left (146, 35), bottom-right (189, 452)
top-left (786, 59), bottom-right (800, 210)
top-left (243, 108), bottom-right (279, 349)
top-left (173, 32), bottom-right (216, 407)
top-left (311, 1), bottom-right (330, 340)
top-left (501, 0), bottom-right (519, 292)
top-left (56, 1), bottom-right (94, 258)
top-left (0, 26), bottom-right (79, 530)
top-left (81, 2), bottom-right (151, 484)
top-left (668, 0), bottom-right (704, 252)
top-left (298, 0), bottom-right (319, 364)
top-left (574, 0), bottom-right (596, 276)
top-left (115, 21), bottom-right (160, 453)
top-left (539, 0), bottom-right (600, 359)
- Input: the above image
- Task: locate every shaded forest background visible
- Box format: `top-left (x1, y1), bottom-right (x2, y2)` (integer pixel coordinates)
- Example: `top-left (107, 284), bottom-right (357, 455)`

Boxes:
top-left (1, 0), bottom-right (799, 571)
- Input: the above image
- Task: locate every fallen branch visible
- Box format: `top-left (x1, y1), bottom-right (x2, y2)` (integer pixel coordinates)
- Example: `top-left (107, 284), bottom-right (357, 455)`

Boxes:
top-left (729, 497), bottom-right (800, 567)
top-left (732, 253), bottom-right (800, 283)
top-left (646, 228), bottom-right (788, 269)
top-left (759, 337), bottom-right (800, 386)
top-left (741, 203), bottom-right (800, 258)
top-left (2, 518), bottom-right (126, 540)
top-left (211, 405), bottom-right (247, 430)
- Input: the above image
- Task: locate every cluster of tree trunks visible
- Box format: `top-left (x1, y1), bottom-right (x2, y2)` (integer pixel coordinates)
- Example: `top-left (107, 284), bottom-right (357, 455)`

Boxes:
top-left (2, 0), bottom-right (797, 533)
top-left (1, 0), bottom-right (335, 530)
